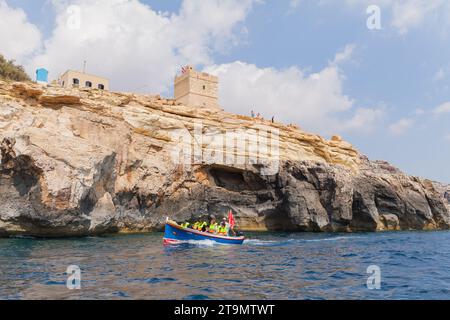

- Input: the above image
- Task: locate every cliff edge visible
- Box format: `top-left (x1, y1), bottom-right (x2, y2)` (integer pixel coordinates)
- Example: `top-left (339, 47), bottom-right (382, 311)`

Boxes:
top-left (1, 80), bottom-right (449, 236)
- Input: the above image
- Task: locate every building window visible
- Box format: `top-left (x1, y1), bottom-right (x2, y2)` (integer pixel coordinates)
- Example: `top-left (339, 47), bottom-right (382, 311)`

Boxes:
top-left (85, 81), bottom-right (92, 88)
top-left (202, 85), bottom-right (206, 90)
top-left (62, 81), bottom-right (65, 87)
top-left (73, 78), bottom-right (80, 87)
top-left (98, 84), bottom-right (105, 90)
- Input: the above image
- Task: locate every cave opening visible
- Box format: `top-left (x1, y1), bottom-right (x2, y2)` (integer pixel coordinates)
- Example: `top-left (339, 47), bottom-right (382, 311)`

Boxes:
top-left (208, 166), bottom-right (266, 192)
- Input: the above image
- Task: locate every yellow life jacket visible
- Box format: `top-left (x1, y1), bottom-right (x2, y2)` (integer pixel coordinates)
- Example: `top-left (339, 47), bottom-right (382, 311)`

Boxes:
top-left (193, 222), bottom-right (199, 230)
top-left (181, 222), bottom-right (189, 228)
top-left (208, 223), bottom-right (218, 233)
top-left (198, 222), bottom-right (207, 231)
top-left (218, 225), bottom-right (227, 235)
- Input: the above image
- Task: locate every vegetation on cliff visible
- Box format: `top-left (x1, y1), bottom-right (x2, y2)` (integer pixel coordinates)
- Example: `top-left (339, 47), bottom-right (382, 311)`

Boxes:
top-left (0, 54), bottom-right (30, 82)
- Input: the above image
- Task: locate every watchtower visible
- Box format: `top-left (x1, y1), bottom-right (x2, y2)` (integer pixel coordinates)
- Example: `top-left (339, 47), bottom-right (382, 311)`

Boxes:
top-left (174, 66), bottom-right (220, 110)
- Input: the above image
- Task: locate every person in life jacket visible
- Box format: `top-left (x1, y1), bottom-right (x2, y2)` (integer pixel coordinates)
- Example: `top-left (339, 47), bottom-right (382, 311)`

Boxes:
top-left (197, 221), bottom-right (207, 232)
top-left (218, 218), bottom-right (230, 235)
top-left (208, 216), bottom-right (219, 233)
top-left (181, 222), bottom-right (190, 228)
top-left (192, 222), bottom-right (199, 230)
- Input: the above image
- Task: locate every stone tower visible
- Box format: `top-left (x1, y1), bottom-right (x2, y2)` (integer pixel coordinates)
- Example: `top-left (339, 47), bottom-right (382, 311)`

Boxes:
top-left (174, 66), bottom-right (220, 110)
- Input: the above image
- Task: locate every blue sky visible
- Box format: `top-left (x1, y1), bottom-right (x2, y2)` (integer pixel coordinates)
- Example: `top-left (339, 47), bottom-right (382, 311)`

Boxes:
top-left (1, 0), bottom-right (450, 182)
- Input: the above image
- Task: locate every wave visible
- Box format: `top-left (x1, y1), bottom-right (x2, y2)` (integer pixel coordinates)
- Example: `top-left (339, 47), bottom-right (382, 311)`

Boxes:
top-left (300, 236), bottom-right (367, 242)
top-left (166, 235), bottom-right (368, 248)
top-left (170, 239), bottom-right (225, 247)
top-left (243, 239), bottom-right (283, 246)
top-left (243, 235), bottom-right (368, 247)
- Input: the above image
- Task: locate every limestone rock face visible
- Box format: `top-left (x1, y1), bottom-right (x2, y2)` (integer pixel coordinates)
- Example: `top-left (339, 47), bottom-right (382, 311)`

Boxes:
top-left (0, 80), bottom-right (449, 236)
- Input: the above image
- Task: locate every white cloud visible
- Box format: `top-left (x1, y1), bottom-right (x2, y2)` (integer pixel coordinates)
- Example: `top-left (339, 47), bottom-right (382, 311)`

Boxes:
top-left (340, 107), bottom-right (385, 132)
top-left (331, 44), bottom-right (356, 65)
top-left (415, 108), bottom-right (426, 115)
top-left (0, 0), bottom-right (42, 62)
top-left (391, 0), bottom-right (444, 35)
top-left (433, 66), bottom-right (450, 82)
top-left (434, 102), bottom-right (450, 114)
top-left (388, 118), bottom-right (415, 135)
top-left (288, 0), bottom-right (301, 10)
top-left (433, 68), bottom-right (446, 82)
top-left (286, 0), bottom-right (303, 15)
top-left (29, 0), bottom-right (256, 92)
top-left (205, 49), bottom-right (383, 135)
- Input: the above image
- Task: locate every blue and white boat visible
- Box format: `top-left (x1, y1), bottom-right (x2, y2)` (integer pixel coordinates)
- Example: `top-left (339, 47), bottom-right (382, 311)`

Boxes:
top-left (163, 219), bottom-right (245, 245)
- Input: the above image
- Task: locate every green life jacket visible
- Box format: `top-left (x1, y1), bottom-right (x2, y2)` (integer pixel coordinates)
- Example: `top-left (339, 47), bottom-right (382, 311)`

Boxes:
top-left (218, 225), bottom-right (227, 234)
top-left (208, 223), bottom-right (218, 233)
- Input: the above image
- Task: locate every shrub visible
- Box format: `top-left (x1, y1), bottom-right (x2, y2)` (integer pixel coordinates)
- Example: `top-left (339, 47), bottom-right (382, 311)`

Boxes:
top-left (0, 54), bottom-right (31, 82)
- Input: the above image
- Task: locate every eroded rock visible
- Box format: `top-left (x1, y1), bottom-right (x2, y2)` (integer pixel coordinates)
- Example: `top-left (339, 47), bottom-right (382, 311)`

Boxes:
top-left (0, 81), bottom-right (449, 236)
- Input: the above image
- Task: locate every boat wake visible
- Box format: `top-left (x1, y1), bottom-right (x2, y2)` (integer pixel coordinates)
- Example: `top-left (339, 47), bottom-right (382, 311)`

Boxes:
top-left (166, 235), bottom-right (368, 248)
top-left (243, 239), bottom-right (283, 246)
top-left (166, 239), bottom-right (228, 247)
top-left (244, 236), bottom-right (368, 247)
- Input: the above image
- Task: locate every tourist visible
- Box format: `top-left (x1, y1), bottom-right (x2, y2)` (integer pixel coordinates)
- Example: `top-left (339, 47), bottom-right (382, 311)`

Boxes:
top-left (218, 220), bottom-right (228, 235)
top-left (181, 222), bottom-right (190, 228)
top-left (251, 110), bottom-right (255, 118)
top-left (223, 217), bottom-right (229, 230)
top-left (208, 216), bottom-right (218, 233)
top-left (198, 220), bottom-right (207, 232)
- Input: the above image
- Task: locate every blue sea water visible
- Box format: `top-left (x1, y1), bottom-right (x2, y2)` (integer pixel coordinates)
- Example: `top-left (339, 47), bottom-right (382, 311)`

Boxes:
top-left (1, 231), bottom-right (450, 300)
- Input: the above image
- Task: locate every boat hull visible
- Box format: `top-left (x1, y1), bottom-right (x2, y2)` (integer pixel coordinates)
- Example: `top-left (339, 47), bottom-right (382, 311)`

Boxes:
top-left (163, 221), bottom-right (245, 245)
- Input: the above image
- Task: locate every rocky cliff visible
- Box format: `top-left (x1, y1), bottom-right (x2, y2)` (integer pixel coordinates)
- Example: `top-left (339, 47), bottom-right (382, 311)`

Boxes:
top-left (1, 80), bottom-right (449, 237)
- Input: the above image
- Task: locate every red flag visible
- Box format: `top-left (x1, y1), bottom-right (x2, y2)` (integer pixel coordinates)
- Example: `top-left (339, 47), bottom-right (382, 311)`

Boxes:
top-left (228, 210), bottom-right (235, 228)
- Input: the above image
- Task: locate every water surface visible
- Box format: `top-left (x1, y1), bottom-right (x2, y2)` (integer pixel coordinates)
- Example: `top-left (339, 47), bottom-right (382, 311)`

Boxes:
top-left (1, 231), bottom-right (450, 299)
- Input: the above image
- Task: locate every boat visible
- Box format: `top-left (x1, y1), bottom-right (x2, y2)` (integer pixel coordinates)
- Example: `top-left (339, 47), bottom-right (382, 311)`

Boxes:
top-left (163, 218), bottom-right (245, 245)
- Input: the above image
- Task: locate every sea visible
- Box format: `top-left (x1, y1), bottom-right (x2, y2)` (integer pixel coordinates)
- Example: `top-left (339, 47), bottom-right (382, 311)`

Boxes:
top-left (1, 230), bottom-right (450, 300)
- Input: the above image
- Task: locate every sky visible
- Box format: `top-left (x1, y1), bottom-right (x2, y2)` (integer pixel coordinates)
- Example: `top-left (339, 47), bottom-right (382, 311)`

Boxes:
top-left (1, 0), bottom-right (450, 182)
